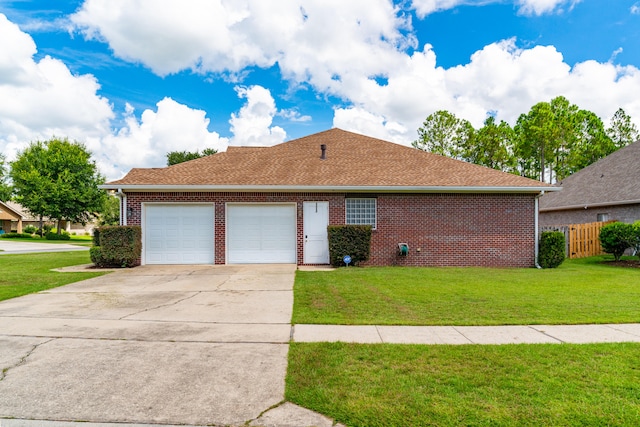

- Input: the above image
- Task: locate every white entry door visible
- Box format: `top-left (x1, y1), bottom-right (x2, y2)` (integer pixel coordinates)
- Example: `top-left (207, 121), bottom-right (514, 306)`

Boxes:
top-left (303, 201), bottom-right (329, 264)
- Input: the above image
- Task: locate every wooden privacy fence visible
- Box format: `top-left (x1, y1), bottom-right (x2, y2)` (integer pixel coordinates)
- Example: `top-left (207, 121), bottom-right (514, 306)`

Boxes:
top-left (541, 221), bottom-right (614, 259)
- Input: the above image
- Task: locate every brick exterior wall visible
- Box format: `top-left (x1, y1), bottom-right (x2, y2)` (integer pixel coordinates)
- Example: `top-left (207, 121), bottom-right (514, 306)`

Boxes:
top-left (125, 191), bottom-right (536, 268)
top-left (540, 204), bottom-right (640, 226)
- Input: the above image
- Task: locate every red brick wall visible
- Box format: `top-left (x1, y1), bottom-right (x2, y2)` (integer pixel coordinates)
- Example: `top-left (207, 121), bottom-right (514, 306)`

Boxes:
top-left (368, 193), bottom-right (535, 267)
top-left (125, 192), bottom-right (535, 267)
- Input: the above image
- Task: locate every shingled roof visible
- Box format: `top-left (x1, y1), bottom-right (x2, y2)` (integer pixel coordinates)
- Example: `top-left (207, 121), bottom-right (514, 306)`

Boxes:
top-left (540, 140), bottom-right (640, 211)
top-left (105, 128), bottom-right (553, 192)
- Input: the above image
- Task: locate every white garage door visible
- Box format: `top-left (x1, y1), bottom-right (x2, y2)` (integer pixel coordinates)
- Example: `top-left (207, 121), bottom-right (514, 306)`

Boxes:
top-left (145, 204), bottom-right (214, 264)
top-left (227, 204), bottom-right (296, 264)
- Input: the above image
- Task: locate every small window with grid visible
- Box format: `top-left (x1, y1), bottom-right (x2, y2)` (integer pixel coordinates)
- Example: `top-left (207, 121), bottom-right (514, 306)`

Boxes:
top-left (345, 198), bottom-right (376, 229)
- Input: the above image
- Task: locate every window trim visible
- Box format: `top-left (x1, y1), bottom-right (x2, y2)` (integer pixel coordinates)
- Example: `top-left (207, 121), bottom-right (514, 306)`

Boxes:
top-left (345, 198), bottom-right (377, 229)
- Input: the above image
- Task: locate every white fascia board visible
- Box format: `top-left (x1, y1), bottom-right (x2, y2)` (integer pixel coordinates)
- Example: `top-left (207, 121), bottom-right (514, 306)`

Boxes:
top-left (100, 184), bottom-right (560, 194)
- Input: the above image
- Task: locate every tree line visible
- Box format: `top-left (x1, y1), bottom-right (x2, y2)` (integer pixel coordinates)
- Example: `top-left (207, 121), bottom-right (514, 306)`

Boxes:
top-left (412, 96), bottom-right (639, 183)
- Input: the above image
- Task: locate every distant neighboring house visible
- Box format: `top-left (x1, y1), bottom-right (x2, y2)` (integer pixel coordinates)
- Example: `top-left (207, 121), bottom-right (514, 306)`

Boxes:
top-left (540, 140), bottom-right (640, 226)
top-left (0, 201), bottom-right (95, 234)
top-left (0, 202), bottom-right (24, 234)
top-left (102, 128), bottom-right (555, 267)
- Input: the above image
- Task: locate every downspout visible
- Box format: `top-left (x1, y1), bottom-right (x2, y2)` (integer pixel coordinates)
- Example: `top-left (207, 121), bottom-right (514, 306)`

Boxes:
top-left (534, 191), bottom-right (545, 269)
top-left (116, 188), bottom-right (127, 226)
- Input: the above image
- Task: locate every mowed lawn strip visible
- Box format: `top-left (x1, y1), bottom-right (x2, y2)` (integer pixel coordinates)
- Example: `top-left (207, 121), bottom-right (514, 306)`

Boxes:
top-left (293, 256), bottom-right (640, 325)
top-left (286, 342), bottom-right (640, 427)
top-left (0, 235), bottom-right (93, 247)
top-left (0, 251), bottom-right (107, 301)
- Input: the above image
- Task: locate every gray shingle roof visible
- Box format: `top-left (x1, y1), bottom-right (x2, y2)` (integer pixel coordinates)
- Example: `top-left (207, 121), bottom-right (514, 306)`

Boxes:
top-left (539, 140), bottom-right (640, 211)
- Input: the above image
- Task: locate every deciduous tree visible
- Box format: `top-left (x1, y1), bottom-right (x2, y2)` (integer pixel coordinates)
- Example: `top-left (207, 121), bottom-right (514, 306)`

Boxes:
top-left (166, 148), bottom-right (217, 166)
top-left (0, 154), bottom-right (12, 201)
top-left (98, 195), bottom-right (120, 226)
top-left (10, 138), bottom-right (106, 234)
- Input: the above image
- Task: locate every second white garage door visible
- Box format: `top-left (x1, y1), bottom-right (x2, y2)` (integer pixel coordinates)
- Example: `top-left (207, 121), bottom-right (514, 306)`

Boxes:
top-left (227, 204), bottom-right (297, 264)
top-left (145, 204), bottom-right (215, 264)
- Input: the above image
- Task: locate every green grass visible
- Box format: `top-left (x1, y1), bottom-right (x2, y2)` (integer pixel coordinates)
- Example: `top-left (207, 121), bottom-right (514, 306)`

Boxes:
top-left (293, 256), bottom-right (640, 325)
top-left (287, 342), bottom-right (640, 427)
top-left (0, 235), bottom-right (93, 246)
top-left (0, 251), bottom-right (106, 301)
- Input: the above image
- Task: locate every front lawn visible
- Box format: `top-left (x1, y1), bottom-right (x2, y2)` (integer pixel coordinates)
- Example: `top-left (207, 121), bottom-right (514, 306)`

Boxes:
top-left (0, 251), bottom-right (106, 301)
top-left (293, 256), bottom-right (640, 325)
top-left (287, 342), bottom-right (640, 427)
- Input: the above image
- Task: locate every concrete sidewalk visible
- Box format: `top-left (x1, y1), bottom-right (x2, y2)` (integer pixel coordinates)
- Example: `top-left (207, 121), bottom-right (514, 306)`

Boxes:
top-left (292, 323), bottom-right (640, 345)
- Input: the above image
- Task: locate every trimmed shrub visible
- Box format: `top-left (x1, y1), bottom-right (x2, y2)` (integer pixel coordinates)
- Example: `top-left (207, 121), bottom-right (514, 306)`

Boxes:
top-left (89, 247), bottom-right (107, 267)
top-left (45, 232), bottom-right (71, 240)
top-left (538, 231), bottom-right (565, 268)
top-left (599, 222), bottom-right (635, 261)
top-left (0, 232), bottom-right (33, 239)
top-left (328, 225), bottom-right (372, 267)
top-left (92, 228), bottom-right (101, 247)
top-left (23, 225), bottom-right (37, 234)
top-left (95, 226), bottom-right (141, 268)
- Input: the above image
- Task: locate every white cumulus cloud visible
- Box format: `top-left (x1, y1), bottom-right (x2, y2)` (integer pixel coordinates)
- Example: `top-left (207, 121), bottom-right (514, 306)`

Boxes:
top-left (0, 13), bottom-right (113, 161)
top-left (516, 0), bottom-right (582, 16)
top-left (70, 0), bottom-right (412, 83)
top-left (333, 38), bottom-right (640, 143)
top-left (0, 13), bottom-right (294, 180)
top-left (229, 86), bottom-right (286, 147)
top-left (410, 0), bottom-right (582, 17)
top-left (99, 98), bottom-right (229, 179)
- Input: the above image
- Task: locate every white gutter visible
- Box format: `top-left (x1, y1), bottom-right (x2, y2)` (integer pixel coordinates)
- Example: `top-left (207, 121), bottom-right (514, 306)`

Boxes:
top-left (534, 191), bottom-right (544, 269)
top-left (540, 198), bottom-right (640, 212)
top-left (115, 188), bottom-right (127, 226)
top-left (100, 184), bottom-right (560, 194)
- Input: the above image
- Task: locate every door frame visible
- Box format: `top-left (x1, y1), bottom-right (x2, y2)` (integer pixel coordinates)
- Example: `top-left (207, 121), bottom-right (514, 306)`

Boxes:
top-left (303, 201), bottom-right (330, 264)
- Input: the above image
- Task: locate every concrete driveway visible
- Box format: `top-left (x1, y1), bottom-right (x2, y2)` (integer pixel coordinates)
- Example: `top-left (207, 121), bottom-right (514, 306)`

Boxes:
top-left (0, 264), bottom-right (297, 426)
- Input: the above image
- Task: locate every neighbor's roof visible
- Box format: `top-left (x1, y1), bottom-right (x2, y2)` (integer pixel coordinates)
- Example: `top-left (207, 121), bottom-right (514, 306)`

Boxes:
top-left (0, 201), bottom-right (25, 220)
top-left (540, 140), bottom-right (640, 211)
top-left (104, 128), bottom-right (553, 192)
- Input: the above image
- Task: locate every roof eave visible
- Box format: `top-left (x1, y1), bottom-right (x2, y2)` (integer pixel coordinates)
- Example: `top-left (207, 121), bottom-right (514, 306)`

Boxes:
top-left (0, 202), bottom-right (26, 219)
top-left (100, 184), bottom-right (559, 194)
top-left (540, 198), bottom-right (640, 212)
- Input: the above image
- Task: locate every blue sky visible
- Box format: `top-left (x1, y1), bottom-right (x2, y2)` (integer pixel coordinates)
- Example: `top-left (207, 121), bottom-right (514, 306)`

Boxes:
top-left (0, 0), bottom-right (639, 179)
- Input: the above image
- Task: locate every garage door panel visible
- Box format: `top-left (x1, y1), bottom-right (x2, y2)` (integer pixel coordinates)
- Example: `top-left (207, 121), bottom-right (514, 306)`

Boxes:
top-left (227, 204), bottom-right (296, 264)
top-left (144, 205), bottom-right (214, 265)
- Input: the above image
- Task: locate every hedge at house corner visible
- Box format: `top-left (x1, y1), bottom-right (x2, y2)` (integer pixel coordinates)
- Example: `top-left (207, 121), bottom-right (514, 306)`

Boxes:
top-left (538, 231), bottom-right (565, 268)
top-left (599, 222), bottom-right (639, 261)
top-left (90, 225), bottom-right (141, 268)
top-left (327, 225), bottom-right (372, 267)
